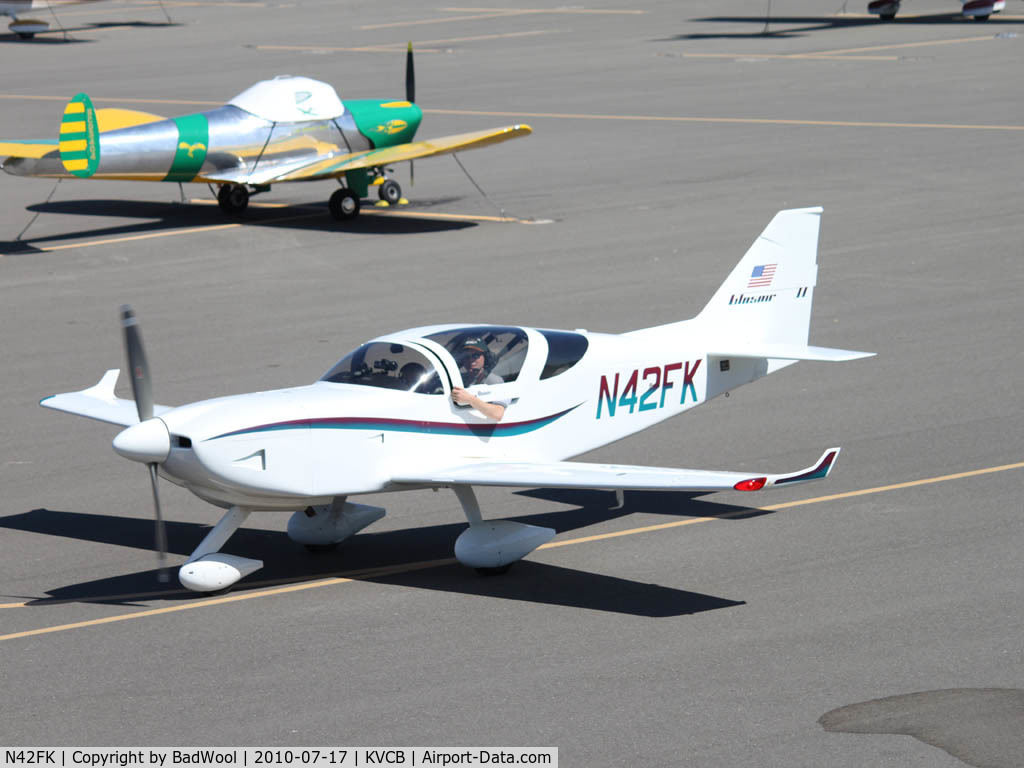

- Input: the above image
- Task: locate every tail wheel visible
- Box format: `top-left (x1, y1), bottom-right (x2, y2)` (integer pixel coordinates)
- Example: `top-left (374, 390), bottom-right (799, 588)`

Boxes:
top-left (329, 189), bottom-right (361, 221)
top-left (217, 184), bottom-right (249, 216)
top-left (378, 179), bottom-right (402, 205)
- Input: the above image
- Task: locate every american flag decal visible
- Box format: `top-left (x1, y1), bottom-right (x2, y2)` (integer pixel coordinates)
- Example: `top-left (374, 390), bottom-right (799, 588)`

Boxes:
top-left (748, 263), bottom-right (777, 288)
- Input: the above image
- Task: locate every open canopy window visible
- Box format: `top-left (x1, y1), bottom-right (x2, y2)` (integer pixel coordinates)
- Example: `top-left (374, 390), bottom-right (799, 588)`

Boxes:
top-left (321, 342), bottom-right (443, 394)
top-left (426, 326), bottom-right (528, 387)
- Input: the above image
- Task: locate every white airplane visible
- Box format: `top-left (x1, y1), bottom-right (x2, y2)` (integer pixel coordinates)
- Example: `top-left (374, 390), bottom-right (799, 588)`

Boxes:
top-left (867, 0), bottom-right (1004, 20)
top-left (41, 207), bottom-right (873, 593)
top-left (0, 0), bottom-right (104, 38)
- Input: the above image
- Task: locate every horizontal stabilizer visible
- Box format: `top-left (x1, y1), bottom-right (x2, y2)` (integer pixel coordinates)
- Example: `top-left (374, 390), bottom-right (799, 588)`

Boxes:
top-left (40, 369), bottom-right (173, 427)
top-left (0, 139), bottom-right (58, 160)
top-left (393, 448), bottom-right (841, 493)
top-left (710, 344), bottom-right (875, 362)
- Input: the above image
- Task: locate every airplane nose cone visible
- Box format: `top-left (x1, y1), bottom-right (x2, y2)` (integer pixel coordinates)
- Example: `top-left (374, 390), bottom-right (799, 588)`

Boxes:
top-left (112, 418), bottom-right (171, 463)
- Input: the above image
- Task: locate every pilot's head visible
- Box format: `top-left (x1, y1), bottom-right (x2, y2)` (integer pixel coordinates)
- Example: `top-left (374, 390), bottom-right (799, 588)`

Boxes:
top-left (457, 339), bottom-right (489, 384)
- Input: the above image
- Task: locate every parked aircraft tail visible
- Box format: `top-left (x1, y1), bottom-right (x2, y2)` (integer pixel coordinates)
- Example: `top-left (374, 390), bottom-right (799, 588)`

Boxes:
top-left (59, 93), bottom-right (100, 178)
top-left (695, 206), bottom-right (822, 346)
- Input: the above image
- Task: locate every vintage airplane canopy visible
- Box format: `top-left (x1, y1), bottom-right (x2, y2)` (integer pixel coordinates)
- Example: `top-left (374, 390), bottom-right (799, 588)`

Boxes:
top-left (228, 76), bottom-right (345, 122)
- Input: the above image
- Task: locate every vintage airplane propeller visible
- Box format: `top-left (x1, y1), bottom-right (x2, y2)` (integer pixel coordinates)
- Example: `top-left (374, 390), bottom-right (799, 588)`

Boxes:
top-left (113, 306), bottom-right (170, 582)
top-left (406, 41), bottom-right (416, 187)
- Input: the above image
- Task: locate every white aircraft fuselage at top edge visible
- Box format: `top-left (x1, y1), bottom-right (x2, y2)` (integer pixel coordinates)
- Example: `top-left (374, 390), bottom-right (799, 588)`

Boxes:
top-left (41, 207), bottom-right (874, 593)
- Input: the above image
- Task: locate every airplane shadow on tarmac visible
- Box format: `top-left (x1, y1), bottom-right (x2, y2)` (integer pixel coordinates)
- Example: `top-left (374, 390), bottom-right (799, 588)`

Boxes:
top-left (0, 21), bottom-right (183, 45)
top-left (0, 490), bottom-right (761, 616)
top-left (665, 12), bottom-right (1020, 40)
top-left (0, 197), bottom-right (477, 254)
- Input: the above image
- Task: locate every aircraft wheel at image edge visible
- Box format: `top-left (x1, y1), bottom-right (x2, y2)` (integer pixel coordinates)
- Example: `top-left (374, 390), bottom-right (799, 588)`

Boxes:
top-left (329, 188), bottom-right (361, 221)
top-left (378, 179), bottom-right (402, 205)
top-left (217, 184), bottom-right (249, 216)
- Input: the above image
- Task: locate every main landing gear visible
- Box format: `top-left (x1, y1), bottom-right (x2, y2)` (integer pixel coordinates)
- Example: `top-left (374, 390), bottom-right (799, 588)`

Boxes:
top-left (174, 487), bottom-right (551, 593)
top-left (451, 485), bottom-right (555, 575)
top-left (216, 183), bottom-right (270, 216)
top-left (329, 188), bottom-right (360, 221)
top-left (328, 177), bottom-right (403, 222)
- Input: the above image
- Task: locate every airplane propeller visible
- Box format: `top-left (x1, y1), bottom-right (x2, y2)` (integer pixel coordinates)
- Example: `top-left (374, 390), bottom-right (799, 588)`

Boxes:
top-left (116, 306), bottom-right (170, 582)
top-left (406, 40), bottom-right (415, 104)
top-left (407, 41), bottom-right (415, 186)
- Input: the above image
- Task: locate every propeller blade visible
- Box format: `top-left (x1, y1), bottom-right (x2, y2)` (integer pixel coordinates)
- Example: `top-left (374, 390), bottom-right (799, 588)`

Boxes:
top-left (121, 305), bottom-right (153, 422)
top-left (406, 41), bottom-right (415, 104)
top-left (410, 160), bottom-right (414, 187)
top-left (148, 462), bottom-right (169, 582)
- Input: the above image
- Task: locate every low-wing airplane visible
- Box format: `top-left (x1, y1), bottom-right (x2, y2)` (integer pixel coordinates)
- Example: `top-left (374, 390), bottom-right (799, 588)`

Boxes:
top-left (0, 45), bottom-right (530, 220)
top-left (867, 0), bottom-right (1004, 20)
top-left (0, 0), bottom-right (104, 38)
top-left (41, 207), bottom-right (873, 593)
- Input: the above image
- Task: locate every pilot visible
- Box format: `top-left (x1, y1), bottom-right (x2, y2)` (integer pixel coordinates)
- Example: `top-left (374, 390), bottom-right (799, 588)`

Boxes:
top-left (452, 338), bottom-right (508, 421)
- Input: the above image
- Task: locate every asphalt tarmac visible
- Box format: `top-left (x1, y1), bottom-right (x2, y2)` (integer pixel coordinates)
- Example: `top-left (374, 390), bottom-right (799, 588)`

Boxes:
top-left (1, 1), bottom-right (1022, 765)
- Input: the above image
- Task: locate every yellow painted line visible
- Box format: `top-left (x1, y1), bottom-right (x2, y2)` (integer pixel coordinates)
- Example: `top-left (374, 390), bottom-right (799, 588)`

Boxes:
top-left (254, 44), bottom-right (445, 54)
top-left (255, 30), bottom-right (552, 53)
top-left (688, 34), bottom-right (1011, 61)
top-left (1, 459), bottom-right (1021, 639)
top-left (2, 206), bottom-right (529, 256)
top-left (361, 10), bottom-right (538, 29)
top-left (683, 53), bottom-right (900, 61)
top-left (3, 93), bottom-right (1021, 132)
top-left (361, 7), bottom-right (643, 29)
top-left (0, 94), bottom-right (219, 107)
top-left (361, 208), bottom-right (526, 223)
top-left (425, 107), bottom-right (1024, 131)
top-left (760, 460), bottom-right (1024, 511)
top-left (189, 198), bottom-right (288, 208)
top-left (0, 560), bottom-right (452, 641)
top-left (442, 6), bottom-right (644, 14)
top-left (12, 213), bottom-right (316, 255)
top-left (800, 34), bottom-right (1001, 56)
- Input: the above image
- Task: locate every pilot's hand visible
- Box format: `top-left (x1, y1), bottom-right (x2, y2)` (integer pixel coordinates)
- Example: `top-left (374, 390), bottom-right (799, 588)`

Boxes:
top-left (452, 386), bottom-right (476, 407)
top-left (452, 387), bottom-right (505, 421)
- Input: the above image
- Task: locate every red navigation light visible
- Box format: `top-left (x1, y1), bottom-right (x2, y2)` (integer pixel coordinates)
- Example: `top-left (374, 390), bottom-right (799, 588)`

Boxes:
top-left (733, 477), bottom-right (767, 492)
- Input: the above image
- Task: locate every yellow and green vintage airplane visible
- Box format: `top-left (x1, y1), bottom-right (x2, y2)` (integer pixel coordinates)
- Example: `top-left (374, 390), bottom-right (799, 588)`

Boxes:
top-left (0, 46), bottom-right (531, 220)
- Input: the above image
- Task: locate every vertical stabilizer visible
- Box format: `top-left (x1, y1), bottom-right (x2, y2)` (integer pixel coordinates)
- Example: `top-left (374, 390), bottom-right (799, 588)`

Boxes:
top-left (697, 206), bottom-right (822, 346)
top-left (59, 93), bottom-right (100, 178)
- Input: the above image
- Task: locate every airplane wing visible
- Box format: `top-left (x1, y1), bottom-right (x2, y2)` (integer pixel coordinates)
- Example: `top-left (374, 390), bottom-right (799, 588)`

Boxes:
top-left (211, 124), bottom-right (532, 185)
top-left (40, 369), bottom-right (173, 427)
top-left (392, 448), bottom-right (840, 493)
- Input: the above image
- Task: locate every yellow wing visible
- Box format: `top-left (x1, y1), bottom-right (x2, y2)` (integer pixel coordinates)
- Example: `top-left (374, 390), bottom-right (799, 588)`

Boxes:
top-left (268, 124), bottom-right (532, 184)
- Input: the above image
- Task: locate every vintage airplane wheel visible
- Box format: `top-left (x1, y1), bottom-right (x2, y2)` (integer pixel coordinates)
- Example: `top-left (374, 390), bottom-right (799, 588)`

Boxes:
top-left (217, 184), bottom-right (249, 216)
top-left (329, 189), bottom-right (360, 221)
top-left (378, 179), bottom-right (402, 205)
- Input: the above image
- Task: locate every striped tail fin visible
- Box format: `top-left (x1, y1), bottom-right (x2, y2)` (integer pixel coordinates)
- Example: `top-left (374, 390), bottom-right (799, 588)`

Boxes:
top-left (59, 93), bottom-right (100, 178)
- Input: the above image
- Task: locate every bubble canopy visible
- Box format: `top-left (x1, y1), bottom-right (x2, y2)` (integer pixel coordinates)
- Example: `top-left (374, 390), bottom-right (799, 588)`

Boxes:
top-left (321, 343), bottom-right (443, 395)
top-left (228, 76), bottom-right (345, 122)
